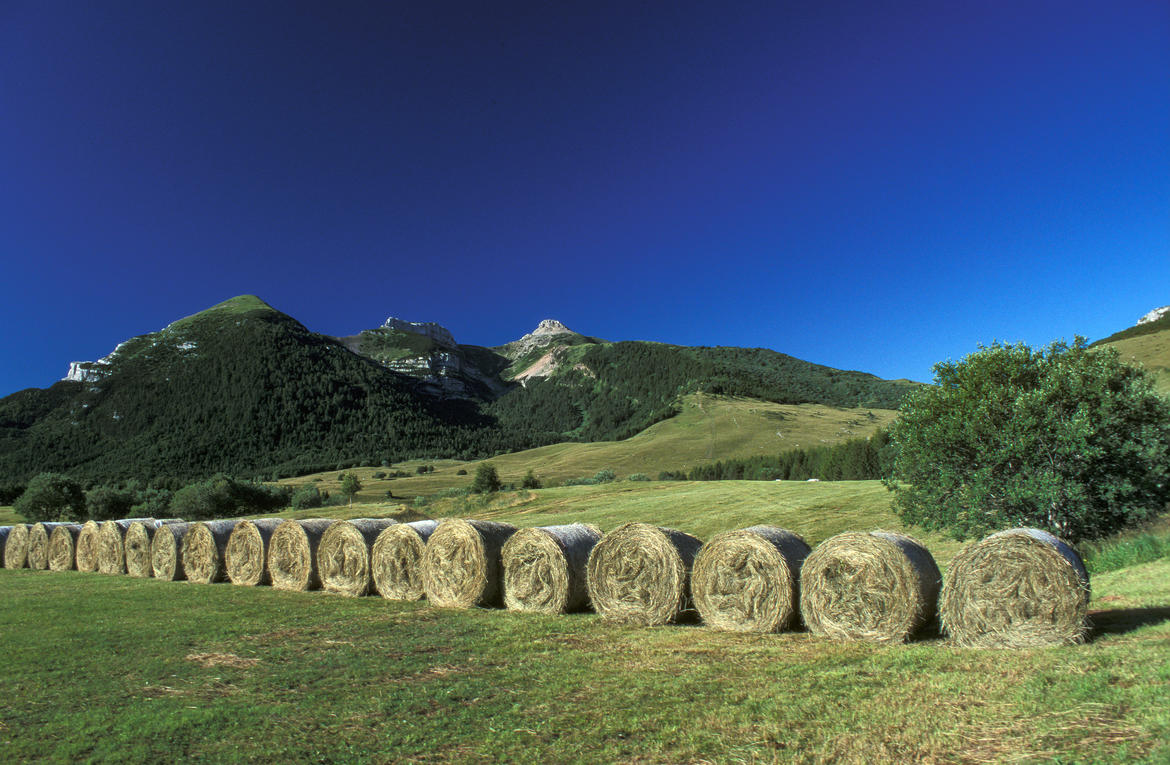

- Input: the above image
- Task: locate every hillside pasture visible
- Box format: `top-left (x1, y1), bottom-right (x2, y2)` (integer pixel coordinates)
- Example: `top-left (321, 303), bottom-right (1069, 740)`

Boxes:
top-left (278, 394), bottom-right (898, 502)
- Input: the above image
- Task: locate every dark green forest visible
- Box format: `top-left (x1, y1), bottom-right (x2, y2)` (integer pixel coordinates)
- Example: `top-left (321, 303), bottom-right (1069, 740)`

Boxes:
top-left (0, 296), bottom-right (913, 484)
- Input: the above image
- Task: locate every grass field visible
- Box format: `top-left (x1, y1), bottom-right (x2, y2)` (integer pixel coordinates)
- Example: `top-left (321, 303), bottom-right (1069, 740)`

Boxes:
top-left (276, 394), bottom-right (898, 501)
top-left (1106, 330), bottom-right (1170, 395)
top-left (2, 480), bottom-right (1168, 763)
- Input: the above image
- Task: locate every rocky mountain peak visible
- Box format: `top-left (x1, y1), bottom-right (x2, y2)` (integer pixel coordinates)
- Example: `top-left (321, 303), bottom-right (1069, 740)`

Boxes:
top-left (531, 319), bottom-right (573, 336)
top-left (1137, 306), bottom-right (1170, 326)
top-left (382, 317), bottom-right (456, 348)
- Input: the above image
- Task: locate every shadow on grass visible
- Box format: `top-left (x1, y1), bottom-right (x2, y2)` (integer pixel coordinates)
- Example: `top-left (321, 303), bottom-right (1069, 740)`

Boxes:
top-left (1088, 606), bottom-right (1170, 640)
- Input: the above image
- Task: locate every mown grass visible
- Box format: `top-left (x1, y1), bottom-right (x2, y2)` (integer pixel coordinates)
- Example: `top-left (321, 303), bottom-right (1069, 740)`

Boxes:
top-left (1, 552), bottom-right (1167, 763)
top-left (276, 394), bottom-right (898, 501)
top-left (1104, 326), bottom-right (1170, 394)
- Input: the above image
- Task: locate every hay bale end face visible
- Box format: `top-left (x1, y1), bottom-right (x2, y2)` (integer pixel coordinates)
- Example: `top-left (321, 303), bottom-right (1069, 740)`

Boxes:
top-left (502, 524), bottom-right (602, 614)
top-left (98, 518), bottom-right (153, 575)
top-left (74, 521), bottom-right (101, 572)
top-left (151, 522), bottom-right (192, 581)
top-left (586, 522), bottom-right (703, 626)
top-left (318, 519), bottom-right (399, 597)
top-left (800, 531), bottom-right (941, 644)
top-left (371, 520), bottom-right (439, 600)
top-left (48, 524), bottom-right (84, 571)
top-left (225, 519), bottom-right (285, 586)
top-left (125, 521), bottom-right (161, 578)
top-left (268, 519), bottom-right (335, 591)
top-left (27, 523), bottom-right (73, 570)
top-left (4, 524), bottom-right (31, 569)
top-left (421, 519), bottom-right (517, 608)
top-left (693, 526), bottom-right (811, 633)
top-left (941, 528), bottom-right (1091, 648)
top-left (181, 520), bottom-right (241, 584)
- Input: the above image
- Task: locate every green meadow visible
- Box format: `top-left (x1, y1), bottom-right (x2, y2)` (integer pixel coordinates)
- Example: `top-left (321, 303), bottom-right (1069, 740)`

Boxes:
top-left (2, 479), bottom-right (1168, 763)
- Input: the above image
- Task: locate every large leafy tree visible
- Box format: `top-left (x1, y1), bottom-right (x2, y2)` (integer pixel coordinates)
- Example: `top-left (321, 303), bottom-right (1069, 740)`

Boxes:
top-left (885, 339), bottom-right (1170, 543)
top-left (13, 473), bottom-right (86, 522)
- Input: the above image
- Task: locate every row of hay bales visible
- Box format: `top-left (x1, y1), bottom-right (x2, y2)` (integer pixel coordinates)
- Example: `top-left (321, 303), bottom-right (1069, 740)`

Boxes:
top-left (0, 517), bottom-right (1091, 648)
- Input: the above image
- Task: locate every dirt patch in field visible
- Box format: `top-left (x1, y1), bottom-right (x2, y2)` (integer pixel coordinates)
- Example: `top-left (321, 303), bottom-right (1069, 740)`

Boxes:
top-left (186, 652), bottom-right (261, 669)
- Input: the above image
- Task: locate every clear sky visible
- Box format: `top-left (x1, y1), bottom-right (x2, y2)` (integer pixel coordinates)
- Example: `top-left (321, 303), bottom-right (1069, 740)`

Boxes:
top-left (2, 1), bottom-right (1167, 396)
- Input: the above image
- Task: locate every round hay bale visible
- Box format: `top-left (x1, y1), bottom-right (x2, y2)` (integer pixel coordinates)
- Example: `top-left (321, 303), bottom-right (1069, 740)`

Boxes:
top-left (98, 518), bottom-right (153, 575)
top-left (941, 528), bottom-right (1091, 648)
top-left (269, 518), bottom-right (335, 591)
top-left (0, 527), bottom-right (10, 563)
top-left (4, 524), bottom-right (31, 569)
top-left (371, 520), bottom-right (440, 600)
top-left (48, 524), bottom-right (84, 571)
top-left (74, 521), bottom-right (101, 572)
top-left (181, 520), bottom-right (241, 584)
top-left (800, 530), bottom-right (941, 643)
top-left (318, 518), bottom-right (399, 596)
top-left (225, 518), bottom-right (286, 586)
top-left (502, 524), bottom-right (603, 614)
top-left (692, 526), bottom-right (811, 633)
top-left (27, 522), bottom-right (73, 570)
top-left (421, 519), bottom-right (517, 608)
top-left (151, 522), bottom-right (192, 581)
top-left (586, 522), bottom-right (703, 626)
top-left (125, 520), bottom-right (182, 578)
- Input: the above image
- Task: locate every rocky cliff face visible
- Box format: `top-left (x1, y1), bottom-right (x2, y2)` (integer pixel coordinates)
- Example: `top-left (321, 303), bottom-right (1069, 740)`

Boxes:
top-left (499, 319), bottom-right (579, 358)
top-left (382, 317), bottom-right (456, 348)
top-left (1137, 306), bottom-right (1170, 326)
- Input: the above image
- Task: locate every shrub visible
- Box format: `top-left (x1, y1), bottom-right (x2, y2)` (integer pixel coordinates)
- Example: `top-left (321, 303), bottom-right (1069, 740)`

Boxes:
top-left (291, 484), bottom-right (326, 510)
top-left (886, 339), bottom-right (1170, 542)
top-left (627, 473), bottom-right (651, 482)
top-left (593, 469), bottom-right (617, 483)
top-left (470, 463), bottom-right (502, 494)
top-left (14, 473), bottom-right (86, 522)
top-left (521, 469), bottom-right (542, 490)
top-left (85, 486), bottom-right (135, 521)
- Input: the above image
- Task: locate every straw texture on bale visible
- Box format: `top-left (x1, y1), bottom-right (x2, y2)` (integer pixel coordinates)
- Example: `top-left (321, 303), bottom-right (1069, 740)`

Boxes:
top-left (502, 524), bottom-right (602, 613)
top-left (3, 524), bottom-right (31, 569)
top-left (692, 526), bottom-right (811, 633)
top-left (151, 522), bottom-right (192, 581)
top-left (74, 521), bottom-right (101, 572)
top-left (586, 522), bottom-right (703, 626)
top-left (48, 524), bottom-right (84, 571)
top-left (371, 520), bottom-right (439, 600)
top-left (125, 520), bottom-right (182, 578)
top-left (225, 519), bottom-right (285, 586)
top-left (181, 520), bottom-right (241, 584)
top-left (800, 531), bottom-right (941, 643)
top-left (98, 518), bottom-right (153, 575)
top-left (27, 522), bottom-right (72, 570)
top-left (318, 518), bottom-right (399, 596)
top-left (269, 519), bottom-right (335, 591)
top-left (422, 519), bottom-right (517, 608)
top-left (941, 528), bottom-right (1091, 648)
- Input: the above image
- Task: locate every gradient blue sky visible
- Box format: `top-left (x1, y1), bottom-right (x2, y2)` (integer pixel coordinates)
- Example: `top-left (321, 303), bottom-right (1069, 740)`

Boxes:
top-left (2, 1), bottom-right (1167, 396)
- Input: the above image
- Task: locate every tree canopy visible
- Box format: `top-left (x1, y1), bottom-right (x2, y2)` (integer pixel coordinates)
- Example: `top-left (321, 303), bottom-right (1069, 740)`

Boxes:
top-left (885, 338), bottom-right (1170, 543)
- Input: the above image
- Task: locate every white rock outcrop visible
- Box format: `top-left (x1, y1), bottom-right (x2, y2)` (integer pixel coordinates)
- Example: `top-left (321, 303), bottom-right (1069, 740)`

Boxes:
top-left (382, 317), bottom-right (456, 348)
top-left (1137, 306), bottom-right (1170, 326)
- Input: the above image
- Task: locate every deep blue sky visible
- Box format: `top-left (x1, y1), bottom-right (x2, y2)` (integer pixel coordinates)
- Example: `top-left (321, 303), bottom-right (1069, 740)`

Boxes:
top-left (2, 1), bottom-right (1167, 396)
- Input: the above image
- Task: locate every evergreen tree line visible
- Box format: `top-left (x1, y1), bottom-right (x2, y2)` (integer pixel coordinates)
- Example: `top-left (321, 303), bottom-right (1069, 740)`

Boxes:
top-left (679, 431), bottom-right (892, 483)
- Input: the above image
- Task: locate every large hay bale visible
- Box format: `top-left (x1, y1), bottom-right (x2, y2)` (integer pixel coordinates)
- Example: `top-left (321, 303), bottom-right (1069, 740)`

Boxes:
top-left (800, 530), bottom-right (941, 643)
top-left (27, 522), bottom-right (73, 570)
top-left (269, 518), bottom-right (335, 591)
top-left (124, 519), bottom-right (182, 578)
top-left (692, 525), bottom-right (811, 633)
top-left (318, 518), bottom-right (399, 596)
top-left (98, 518), bottom-right (154, 575)
top-left (151, 522), bottom-right (192, 581)
top-left (0, 527), bottom-right (10, 563)
top-left (3, 524), bottom-right (31, 569)
top-left (421, 519), bottom-right (517, 608)
top-left (181, 520), bottom-right (241, 584)
top-left (941, 528), bottom-right (1091, 648)
top-left (586, 522), bottom-right (703, 626)
top-left (371, 520), bottom-right (439, 600)
top-left (74, 521), bottom-right (101, 572)
top-left (225, 519), bottom-right (286, 586)
top-left (502, 524), bottom-right (602, 614)
top-left (48, 524), bottom-right (84, 571)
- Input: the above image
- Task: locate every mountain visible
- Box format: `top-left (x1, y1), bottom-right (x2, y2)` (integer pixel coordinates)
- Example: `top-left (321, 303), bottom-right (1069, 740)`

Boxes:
top-left (1094, 305), bottom-right (1170, 394)
top-left (0, 296), bottom-right (916, 483)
